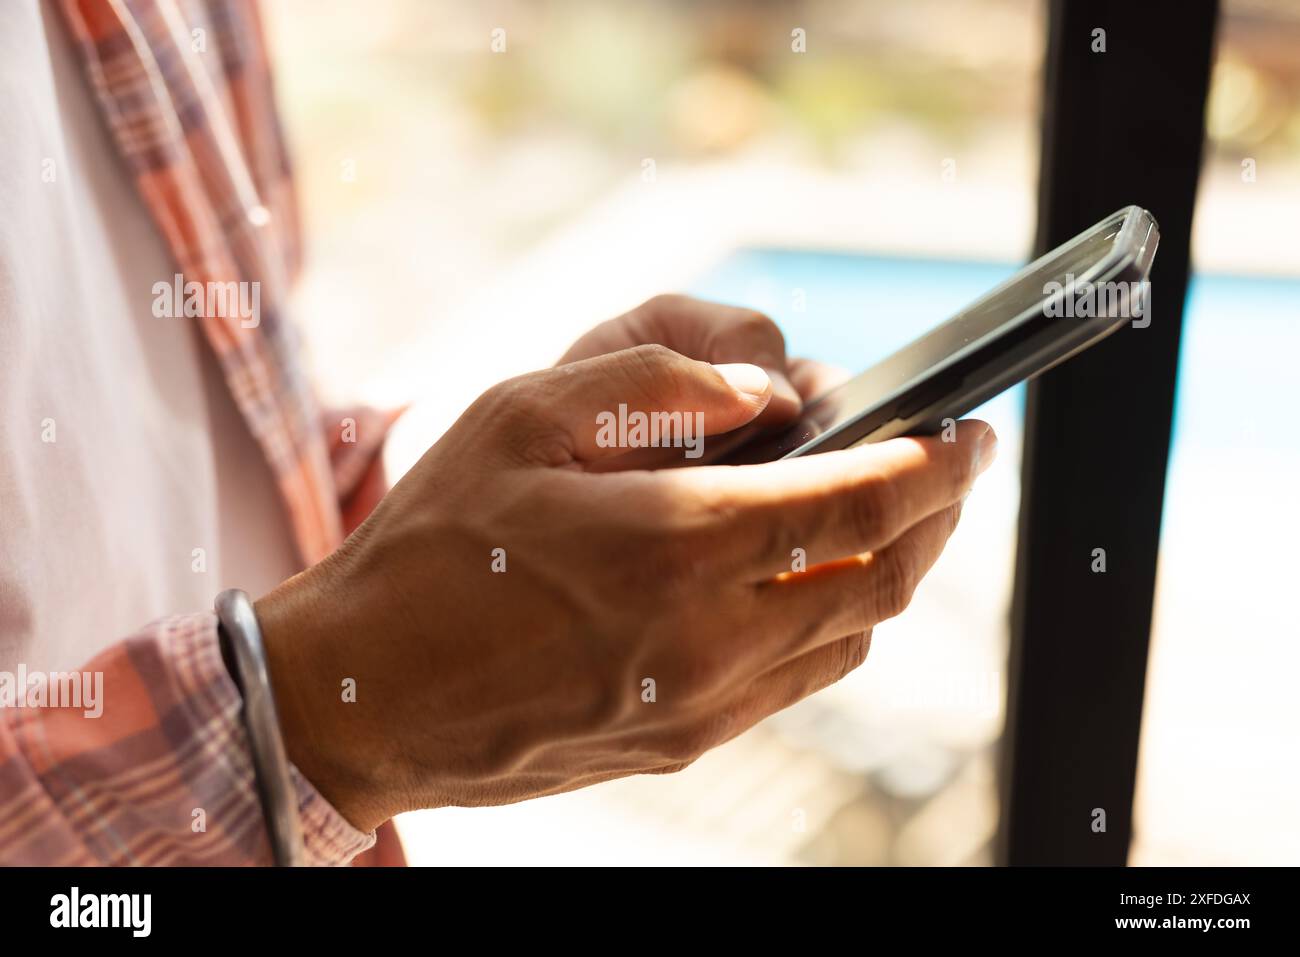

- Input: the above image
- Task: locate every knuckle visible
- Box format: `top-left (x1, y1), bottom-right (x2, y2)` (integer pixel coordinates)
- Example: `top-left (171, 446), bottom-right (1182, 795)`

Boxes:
top-left (874, 544), bottom-right (920, 620)
top-left (483, 374), bottom-right (573, 465)
top-left (692, 483), bottom-right (743, 532)
top-left (733, 307), bottom-right (779, 335)
top-left (486, 371), bottom-right (551, 423)
top-left (849, 475), bottom-right (897, 548)
top-left (803, 631), bottom-right (874, 696)
top-left (640, 293), bottom-right (687, 316)
top-left (715, 301), bottom-right (777, 332)
top-left (646, 525), bottom-right (710, 596)
top-left (758, 502), bottom-right (811, 570)
top-left (715, 308), bottom-right (787, 358)
top-left (838, 630), bottom-right (873, 680)
top-left (515, 431), bottom-right (576, 468)
top-left (623, 343), bottom-right (690, 397)
top-left (627, 341), bottom-right (678, 367)
top-left (474, 375), bottom-right (522, 419)
top-left (942, 500), bottom-right (963, 536)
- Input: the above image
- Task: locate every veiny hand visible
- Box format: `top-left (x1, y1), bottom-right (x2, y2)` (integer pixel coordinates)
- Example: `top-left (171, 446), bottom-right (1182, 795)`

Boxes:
top-left (258, 342), bottom-right (996, 833)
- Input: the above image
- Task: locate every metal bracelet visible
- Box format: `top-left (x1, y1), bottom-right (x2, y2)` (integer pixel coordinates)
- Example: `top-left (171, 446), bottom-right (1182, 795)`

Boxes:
top-left (215, 588), bottom-right (305, 867)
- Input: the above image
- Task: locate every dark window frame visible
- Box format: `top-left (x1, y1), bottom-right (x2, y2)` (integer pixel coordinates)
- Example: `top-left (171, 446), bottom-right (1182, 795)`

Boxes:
top-left (996, 0), bottom-right (1220, 866)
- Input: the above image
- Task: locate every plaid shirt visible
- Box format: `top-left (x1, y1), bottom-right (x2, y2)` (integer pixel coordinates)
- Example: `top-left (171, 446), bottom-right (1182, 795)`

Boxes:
top-left (0, 0), bottom-right (401, 865)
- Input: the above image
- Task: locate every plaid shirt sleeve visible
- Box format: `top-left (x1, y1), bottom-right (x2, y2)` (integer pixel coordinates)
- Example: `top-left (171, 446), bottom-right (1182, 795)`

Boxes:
top-left (0, 614), bottom-right (375, 866)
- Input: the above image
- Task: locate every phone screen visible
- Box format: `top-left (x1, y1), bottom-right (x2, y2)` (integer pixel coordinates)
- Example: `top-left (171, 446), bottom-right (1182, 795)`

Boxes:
top-left (715, 216), bottom-right (1127, 463)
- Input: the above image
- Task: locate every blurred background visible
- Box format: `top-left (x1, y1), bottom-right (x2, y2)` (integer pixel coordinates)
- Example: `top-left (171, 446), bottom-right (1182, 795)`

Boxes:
top-left (262, 0), bottom-right (1300, 865)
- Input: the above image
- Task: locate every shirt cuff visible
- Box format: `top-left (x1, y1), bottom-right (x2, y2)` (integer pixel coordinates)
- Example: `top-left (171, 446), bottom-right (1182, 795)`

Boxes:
top-left (173, 613), bottom-right (376, 866)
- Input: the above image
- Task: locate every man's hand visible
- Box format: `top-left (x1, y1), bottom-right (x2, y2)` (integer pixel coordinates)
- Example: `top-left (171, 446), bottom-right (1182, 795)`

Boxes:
top-left (257, 341), bottom-right (996, 833)
top-left (560, 294), bottom-right (807, 424)
top-left (557, 294), bottom-right (847, 469)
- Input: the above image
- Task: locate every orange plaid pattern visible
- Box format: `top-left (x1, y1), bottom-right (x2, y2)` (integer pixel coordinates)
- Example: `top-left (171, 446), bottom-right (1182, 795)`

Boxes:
top-left (58, 0), bottom-right (340, 564)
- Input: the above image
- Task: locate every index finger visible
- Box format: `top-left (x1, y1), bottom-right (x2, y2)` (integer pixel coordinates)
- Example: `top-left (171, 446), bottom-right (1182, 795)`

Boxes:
top-left (676, 419), bottom-right (996, 579)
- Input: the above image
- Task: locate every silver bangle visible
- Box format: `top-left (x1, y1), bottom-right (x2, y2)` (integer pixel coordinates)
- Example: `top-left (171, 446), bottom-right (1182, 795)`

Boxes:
top-left (215, 588), bottom-right (305, 867)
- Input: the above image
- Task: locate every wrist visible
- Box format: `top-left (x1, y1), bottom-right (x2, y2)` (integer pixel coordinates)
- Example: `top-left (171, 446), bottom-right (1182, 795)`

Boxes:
top-left (256, 572), bottom-right (393, 833)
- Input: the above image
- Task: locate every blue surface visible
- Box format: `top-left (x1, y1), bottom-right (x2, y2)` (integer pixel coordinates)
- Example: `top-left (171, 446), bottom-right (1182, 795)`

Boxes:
top-left (1172, 272), bottom-right (1299, 457)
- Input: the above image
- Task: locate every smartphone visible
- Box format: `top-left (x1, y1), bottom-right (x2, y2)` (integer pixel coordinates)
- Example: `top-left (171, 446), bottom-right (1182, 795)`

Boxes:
top-left (715, 205), bottom-right (1159, 464)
